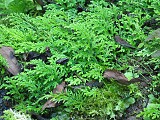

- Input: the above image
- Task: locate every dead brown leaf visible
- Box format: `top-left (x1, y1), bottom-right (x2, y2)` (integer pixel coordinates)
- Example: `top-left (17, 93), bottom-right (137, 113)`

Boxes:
top-left (42, 99), bottom-right (57, 111)
top-left (42, 81), bottom-right (66, 111)
top-left (0, 46), bottom-right (21, 75)
top-left (114, 35), bottom-right (135, 49)
top-left (53, 81), bottom-right (66, 94)
top-left (103, 70), bottom-right (142, 85)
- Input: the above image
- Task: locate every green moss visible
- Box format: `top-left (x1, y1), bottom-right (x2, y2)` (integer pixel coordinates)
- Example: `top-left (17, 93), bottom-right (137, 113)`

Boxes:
top-left (0, 0), bottom-right (159, 119)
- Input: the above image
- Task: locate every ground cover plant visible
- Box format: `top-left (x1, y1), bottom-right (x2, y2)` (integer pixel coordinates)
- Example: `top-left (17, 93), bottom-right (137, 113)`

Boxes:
top-left (0, 0), bottom-right (160, 119)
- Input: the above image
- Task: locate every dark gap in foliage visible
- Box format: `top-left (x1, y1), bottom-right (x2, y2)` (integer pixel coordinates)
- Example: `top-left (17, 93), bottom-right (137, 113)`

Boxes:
top-left (142, 18), bottom-right (160, 30)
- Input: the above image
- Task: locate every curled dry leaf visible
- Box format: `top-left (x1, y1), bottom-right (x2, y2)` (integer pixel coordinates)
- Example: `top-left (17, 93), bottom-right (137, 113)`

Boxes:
top-left (42, 81), bottom-right (66, 111)
top-left (53, 81), bottom-right (66, 94)
top-left (42, 99), bottom-right (57, 111)
top-left (0, 46), bottom-right (21, 75)
top-left (103, 70), bottom-right (142, 85)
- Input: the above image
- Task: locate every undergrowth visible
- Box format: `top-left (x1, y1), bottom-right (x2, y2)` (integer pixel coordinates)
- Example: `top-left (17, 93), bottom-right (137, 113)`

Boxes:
top-left (0, 0), bottom-right (160, 119)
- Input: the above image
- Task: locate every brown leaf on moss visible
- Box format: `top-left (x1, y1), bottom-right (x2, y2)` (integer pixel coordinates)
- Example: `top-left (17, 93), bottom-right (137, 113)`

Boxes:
top-left (114, 35), bottom-right (135, 49)
top-left (103, 70), bottom-right (142, 85)
top-left (42, 99), bottom-right (57, 111)
top-left (23, 47), bottom-right (51, 62)
top-left (53, 81), bottom-right (66, 93)
top-left (56, 58), bottom-right (69, 65)
top-left (0, 46), bottom-right (21, 75)
top-left (42, 81), bottom-right (66, 111)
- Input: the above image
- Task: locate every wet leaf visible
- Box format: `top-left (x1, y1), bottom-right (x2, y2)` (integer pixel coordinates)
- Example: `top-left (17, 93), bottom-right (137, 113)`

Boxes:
top-left (24, 51), bottom-right (40, 61)
top-left (35, 0), bottom-right (45, 6)
top-left (56, 58), bottom-right (69, 65)
top-left (0, 46), bottom-right (21, 75)
top-left (114, 35), bottom-right (135, 49)
top-left (24, 47), bottom-right (51, 62)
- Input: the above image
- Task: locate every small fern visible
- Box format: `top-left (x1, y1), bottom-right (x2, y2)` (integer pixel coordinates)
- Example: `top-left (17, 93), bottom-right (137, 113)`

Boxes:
top-left (1, 109), bottom-right (32, 120)
top-left (0, 0), bottom-right (159, 119)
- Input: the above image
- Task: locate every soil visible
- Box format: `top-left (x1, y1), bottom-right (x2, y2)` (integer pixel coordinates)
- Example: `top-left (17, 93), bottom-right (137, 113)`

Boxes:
top-left (0, 89), bottom-right (11, 119)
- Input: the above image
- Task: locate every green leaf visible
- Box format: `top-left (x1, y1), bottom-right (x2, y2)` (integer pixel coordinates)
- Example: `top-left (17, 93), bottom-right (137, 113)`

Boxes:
top-left (36, 4), bottom-right (42, 11)
top-left (4, 0), bottom-right (14, 8)
top-left (138, 43), bottom-right (144, 48)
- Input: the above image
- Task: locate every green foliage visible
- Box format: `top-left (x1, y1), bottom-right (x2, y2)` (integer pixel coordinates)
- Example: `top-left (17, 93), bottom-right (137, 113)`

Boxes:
top-left (145, 29), bottom-right (160, 58)
top-left (0, 109), bottom-right (16, 120)
top-left (1, 109), bottom-right (32, 120)
top-left (138, 95), bottom-right (160, 120)
top-left (0, 0), bottom-right (160, 119)
top-left (0, 54), bottom-right (7, 66)
top-left (41, 83), bottom-right (135, 119)
top-left (64, 85), bottom-right (134, 119)
top-left (0, 0), bottom-right (34, 15)
top-left (1, 59), bottom-right (67, 112)
top-left (0, 54), bottom-right (7, 83)
top-left (54, 0), bottom-right (86, 9)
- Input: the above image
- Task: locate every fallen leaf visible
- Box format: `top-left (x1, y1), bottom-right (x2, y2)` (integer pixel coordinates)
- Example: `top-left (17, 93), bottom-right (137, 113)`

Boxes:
top-left (24, 51), bottom-right (40, 61)
top-left (53, 81), bottom-right (66, 94)
top-left (103, 70), bottom-right (129, 85)
top-left (103, 70), bottom-right (142, 85)
top-left (114, 35), bottom-right (135, 49)
top-left (42, 99), bottom-right (57, 111)
top-left (0, 46), bottom-right (21, 75)
top-left (56, 58), bottom-right (69, 65)
top-left (24, 47), bottom-right (51, 62)
top-left (42, 81), bottom-right (66, 111)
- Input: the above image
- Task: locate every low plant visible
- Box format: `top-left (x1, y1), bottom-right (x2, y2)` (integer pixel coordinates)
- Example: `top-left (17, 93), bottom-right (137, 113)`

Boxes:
top-left (137, 94), bottom-right (160, 120)
top-left (0, 0), bottom-right (35, 15)
top-left (0, 0), bottom-right (159, 119)
top-left (1, 109), bottom-right (32, 120)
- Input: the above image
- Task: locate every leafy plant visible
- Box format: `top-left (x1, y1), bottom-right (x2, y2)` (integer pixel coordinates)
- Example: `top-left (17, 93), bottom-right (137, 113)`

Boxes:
top-left (1, 109), bottom-right (32, 120)
top-left (0, 0), bottom-right (160, 119)
top-left (41, 83), bottom-right (136, 119)
top-left (0, 0), bottom-right (34, 15)
top-left (138, 94), bottom-right (160, 120)
top-left (0, 54), bottom-right (7, 84)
